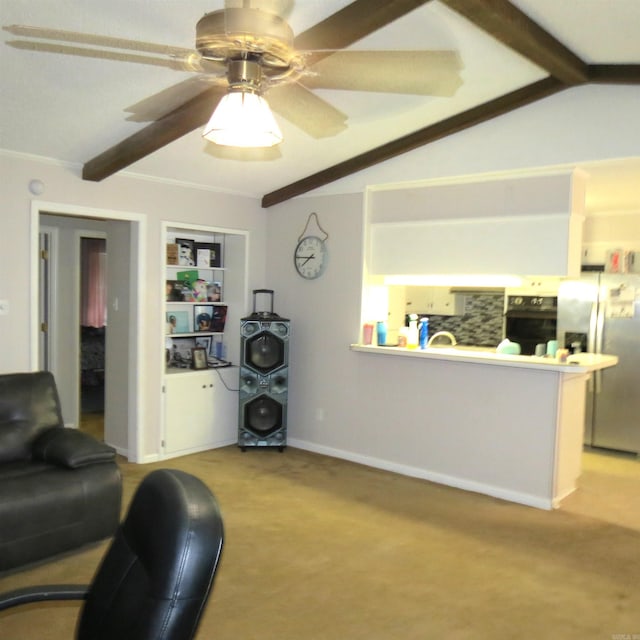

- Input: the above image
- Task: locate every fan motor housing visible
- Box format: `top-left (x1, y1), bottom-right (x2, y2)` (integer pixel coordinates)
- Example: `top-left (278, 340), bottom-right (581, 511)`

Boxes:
top-left (196, 8), bottom-right (297, 74)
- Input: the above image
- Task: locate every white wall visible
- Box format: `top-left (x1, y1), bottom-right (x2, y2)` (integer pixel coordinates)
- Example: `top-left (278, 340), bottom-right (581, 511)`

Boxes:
top-left (0, 153), bottom-right (266, 460)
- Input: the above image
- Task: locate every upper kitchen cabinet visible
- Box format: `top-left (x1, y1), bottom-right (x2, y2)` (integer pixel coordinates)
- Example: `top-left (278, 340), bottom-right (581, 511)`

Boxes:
top-left (405, 286), bottom-right (464, 316)
top-left (366, 169), bottom-right (586, 278)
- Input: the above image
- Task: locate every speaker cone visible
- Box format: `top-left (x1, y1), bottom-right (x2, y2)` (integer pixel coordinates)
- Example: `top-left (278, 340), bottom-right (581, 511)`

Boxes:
top-left (244, 395), bottom-right (283, 436)
top-left (245, 332), bottom-right (285, 372)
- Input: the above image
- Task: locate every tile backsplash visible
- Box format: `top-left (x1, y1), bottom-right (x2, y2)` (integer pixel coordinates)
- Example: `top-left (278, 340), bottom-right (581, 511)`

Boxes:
top-left (426, 293), bottom-right (504, 347)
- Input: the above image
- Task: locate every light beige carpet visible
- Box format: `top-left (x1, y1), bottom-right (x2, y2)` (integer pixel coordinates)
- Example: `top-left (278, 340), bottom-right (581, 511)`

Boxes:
top-left (1, 446), bottom-right (639, 639)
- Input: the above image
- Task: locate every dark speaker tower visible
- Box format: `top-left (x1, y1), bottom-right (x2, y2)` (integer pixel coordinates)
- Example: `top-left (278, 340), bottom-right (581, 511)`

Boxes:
top-left (238, 290), bottom-right (289, 451)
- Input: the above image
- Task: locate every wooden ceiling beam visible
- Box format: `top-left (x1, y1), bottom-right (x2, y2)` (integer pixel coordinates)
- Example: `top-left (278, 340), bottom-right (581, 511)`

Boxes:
top-left (261, 77), bottom-right (565, 208)
top-left (82, 86), bottom-right (224, 182)
top-left (587, 64), bottom-right (640, 84)
top-left (439, 0), bottom-right (589, 85)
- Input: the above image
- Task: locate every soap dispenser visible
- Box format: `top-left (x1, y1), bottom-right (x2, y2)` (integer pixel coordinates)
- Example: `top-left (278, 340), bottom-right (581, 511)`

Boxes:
top-left (407, 314), bottom-right (419, 349)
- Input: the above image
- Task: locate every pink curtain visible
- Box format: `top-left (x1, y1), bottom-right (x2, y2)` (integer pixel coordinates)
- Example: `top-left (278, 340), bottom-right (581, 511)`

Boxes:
top-left (81, 238), bottom-right (107, 327)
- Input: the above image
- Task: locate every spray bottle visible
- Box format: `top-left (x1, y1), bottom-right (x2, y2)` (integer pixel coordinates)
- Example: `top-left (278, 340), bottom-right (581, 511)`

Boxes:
top-left (407, 314), bottom-right (419, 349)
top-left (419, 317), bottom-right (429, 349)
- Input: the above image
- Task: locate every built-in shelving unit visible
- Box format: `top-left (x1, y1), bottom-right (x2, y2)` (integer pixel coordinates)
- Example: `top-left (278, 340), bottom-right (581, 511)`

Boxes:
top-left (165, 228), bottom-right (227, 364)
top-left (161, 222), bottom-right (248, 458)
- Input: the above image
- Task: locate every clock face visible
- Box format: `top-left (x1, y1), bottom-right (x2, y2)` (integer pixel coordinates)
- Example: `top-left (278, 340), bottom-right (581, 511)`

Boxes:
top-left (294, 235), bottom-right (328, 279)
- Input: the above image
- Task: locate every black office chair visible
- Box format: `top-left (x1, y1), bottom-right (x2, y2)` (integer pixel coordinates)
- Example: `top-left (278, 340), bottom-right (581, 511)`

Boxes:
top-left (0, 469), bottom-right (224, 640)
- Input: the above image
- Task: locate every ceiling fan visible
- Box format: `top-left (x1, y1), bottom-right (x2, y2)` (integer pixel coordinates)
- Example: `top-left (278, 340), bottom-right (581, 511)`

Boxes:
top-left (4, 0), bottom-right (463, 178)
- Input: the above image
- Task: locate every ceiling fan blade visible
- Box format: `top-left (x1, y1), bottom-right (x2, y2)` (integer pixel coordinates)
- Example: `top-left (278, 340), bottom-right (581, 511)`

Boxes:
top-left (204, 143), bottom-right (282, 162)
top-left (294, 0), bottom-right (432, 53)
top-left (125, 77), bottom-right (226, 123)
top-left (303, 50), bottom-right (463, 97)
top-left (5, 39), bottom-right (209, 72)
top-left (3, 24), bottom-right (195, 58)
top-left (267, 83), bottom-right (347, 138)
top-left (83, 86), bottom-right (227, 182)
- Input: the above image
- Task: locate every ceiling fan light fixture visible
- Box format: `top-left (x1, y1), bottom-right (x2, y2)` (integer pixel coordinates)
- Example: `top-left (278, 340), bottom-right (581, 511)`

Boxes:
top-left (202, 89), bottom-right (283, 148)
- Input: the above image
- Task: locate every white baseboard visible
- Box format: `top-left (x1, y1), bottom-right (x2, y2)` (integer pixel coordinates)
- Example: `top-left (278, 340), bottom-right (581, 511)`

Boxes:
top-left (287, 438), bottom-right (553, 511)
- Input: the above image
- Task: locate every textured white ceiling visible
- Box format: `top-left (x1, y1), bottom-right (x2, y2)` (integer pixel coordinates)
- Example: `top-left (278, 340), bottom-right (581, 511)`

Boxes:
top-left (1, 0), bottom-right (639, 209)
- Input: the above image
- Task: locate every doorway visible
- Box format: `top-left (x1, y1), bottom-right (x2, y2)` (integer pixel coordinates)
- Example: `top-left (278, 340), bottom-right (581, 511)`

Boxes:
top-left (33, 202), bottom-right (145, 462)
top-left (79, 235), bottom-right (107, 442)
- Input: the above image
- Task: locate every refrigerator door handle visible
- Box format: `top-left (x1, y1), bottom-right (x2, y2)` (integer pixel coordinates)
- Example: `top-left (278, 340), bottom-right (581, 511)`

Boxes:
top-left (587, 300), bottom-right (598, 393)
top-left (594, 288), bottom-right (606, 394)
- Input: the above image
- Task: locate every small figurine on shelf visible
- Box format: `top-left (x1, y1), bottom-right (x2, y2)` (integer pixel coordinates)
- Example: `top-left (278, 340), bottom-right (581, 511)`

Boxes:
top-left (176, 239), bottom-right (195, 266)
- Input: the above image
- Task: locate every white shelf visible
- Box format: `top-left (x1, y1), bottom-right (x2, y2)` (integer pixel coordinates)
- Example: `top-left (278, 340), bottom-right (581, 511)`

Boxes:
top-left (166, 301), bottom-right (226, 306)
top-left (166, 264), bottom-right (226, 270)
top-left (166, 332), bottom-right (223, 338)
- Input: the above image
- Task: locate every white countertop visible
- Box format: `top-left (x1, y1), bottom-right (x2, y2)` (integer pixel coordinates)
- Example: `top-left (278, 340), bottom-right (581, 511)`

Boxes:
top-left (350, 344), bottom-right (618, 373)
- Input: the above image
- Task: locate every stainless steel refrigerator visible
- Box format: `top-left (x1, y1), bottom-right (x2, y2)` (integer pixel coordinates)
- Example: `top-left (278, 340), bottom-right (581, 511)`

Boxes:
top-left (557, 272), bottom-right (640, 454)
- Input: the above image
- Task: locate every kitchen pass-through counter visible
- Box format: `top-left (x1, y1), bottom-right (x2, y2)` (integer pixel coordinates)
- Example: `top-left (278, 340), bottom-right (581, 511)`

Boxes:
top-left (350, 344), bottom-right (618, 509)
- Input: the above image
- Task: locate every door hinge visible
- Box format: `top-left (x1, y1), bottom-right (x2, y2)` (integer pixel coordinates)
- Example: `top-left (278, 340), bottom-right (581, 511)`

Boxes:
top-left (40, 322), bottom-right (48, 333)
top-left (40, 249), bottom-right (49, 260)
top-left (161, 439), bottom-right (165, 448)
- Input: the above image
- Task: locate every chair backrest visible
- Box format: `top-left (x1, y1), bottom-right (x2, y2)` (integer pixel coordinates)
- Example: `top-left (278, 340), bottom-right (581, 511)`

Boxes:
top-left (76, 469), bottom-right (224, 640)
top-left (0, 371), bottom-right (63, 462)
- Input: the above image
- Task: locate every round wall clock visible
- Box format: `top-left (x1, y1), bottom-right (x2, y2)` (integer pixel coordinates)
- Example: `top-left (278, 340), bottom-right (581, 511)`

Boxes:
top-left (293, 213), bottom-right (329, 280)
top-left (294, 235), bottom-right (328, 279)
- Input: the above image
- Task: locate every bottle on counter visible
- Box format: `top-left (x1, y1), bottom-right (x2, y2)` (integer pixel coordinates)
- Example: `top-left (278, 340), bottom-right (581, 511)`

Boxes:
top-left (376, 321), bottom-right (387, 346)
top-left (419, 317), bottom-right (429, 349)
top-left (407, 314), bottom-right (419, 349)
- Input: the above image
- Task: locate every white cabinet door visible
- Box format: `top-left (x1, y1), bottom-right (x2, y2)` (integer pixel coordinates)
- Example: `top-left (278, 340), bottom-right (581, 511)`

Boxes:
top-left (430, 288), bottom-right (464, 315)
top-left (405, 286), bottom-right (463, 316)
top-left (164, 371), bottom-right (217, 456)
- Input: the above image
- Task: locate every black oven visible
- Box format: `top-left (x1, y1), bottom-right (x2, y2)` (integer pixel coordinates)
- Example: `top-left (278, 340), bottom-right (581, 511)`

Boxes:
top-left (504, 295), bottom-right (557, 355)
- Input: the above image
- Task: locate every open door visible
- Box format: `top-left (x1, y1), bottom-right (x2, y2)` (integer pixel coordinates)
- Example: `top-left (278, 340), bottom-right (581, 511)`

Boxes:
top-left (38, 229), bottom-right (54, 372)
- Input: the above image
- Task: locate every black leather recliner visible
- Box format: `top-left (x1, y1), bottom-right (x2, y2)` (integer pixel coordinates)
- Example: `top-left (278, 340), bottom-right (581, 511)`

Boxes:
top-left (0, 469), bottom-right (224, 640)
top-left (0, 371), bottom-right (122, 572)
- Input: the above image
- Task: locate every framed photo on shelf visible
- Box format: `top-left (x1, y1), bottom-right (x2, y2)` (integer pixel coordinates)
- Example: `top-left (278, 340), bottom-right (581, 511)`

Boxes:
top-left (194, 242), bottom-right (222, 267)
top-left (169, 337), bottom-right (195, 367)
top-left (166, 310), bottom-right (190, 334)
top-left (195, 335), bottom-right (213, 354)
top-left (207, 281), bottom-right (222, 302)
top-left (166, 280), bottom-right (187, 302)
top-left (175, 238), bottom-right (196, 266)
top-left (194, 305), bottom-right (215, 332)
top-left (191, 347), bottom-right (208, 370)
top-left (210, 305), bottom-right (228, 332)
